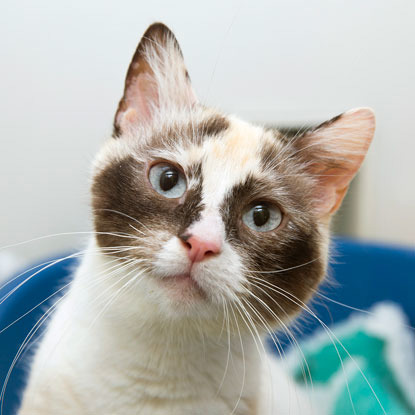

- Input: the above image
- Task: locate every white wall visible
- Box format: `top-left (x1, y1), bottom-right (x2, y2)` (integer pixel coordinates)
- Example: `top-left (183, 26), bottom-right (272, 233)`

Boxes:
top-left (1, 0), bottom-right (414, 268)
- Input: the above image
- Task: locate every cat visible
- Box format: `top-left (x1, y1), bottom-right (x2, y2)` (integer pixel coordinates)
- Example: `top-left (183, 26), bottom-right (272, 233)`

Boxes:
top-left (18, 22), bottom-right (375, 415)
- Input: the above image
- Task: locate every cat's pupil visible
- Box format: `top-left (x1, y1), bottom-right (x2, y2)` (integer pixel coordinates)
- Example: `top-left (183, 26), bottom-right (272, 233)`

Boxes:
top-left (253, 204), bottom-right (270, 227)
top-left (160, 168), bottom-right (179, 191)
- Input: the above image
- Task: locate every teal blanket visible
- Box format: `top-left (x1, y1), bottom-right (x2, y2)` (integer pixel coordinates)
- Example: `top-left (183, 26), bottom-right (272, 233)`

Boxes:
top-left (288, 303), bottom-right (415, 415)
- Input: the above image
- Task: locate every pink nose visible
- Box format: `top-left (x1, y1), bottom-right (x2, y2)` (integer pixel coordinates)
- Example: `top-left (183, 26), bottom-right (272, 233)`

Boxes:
top-left (181, 235), bottom-right (221, 263)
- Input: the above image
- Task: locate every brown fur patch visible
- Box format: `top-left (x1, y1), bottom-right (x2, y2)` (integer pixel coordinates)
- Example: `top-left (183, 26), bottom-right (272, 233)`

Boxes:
top-left (220, 164), bottom-right (325, 325)
top-left (92, 155), bottom-right (204, 260)
top-left (197, 114), bottom-right (229, 138)
top-left (147, 113), bottom-right (229, 149)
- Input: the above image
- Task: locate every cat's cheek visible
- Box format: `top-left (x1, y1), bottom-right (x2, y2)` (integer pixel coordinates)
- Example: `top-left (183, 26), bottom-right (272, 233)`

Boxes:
top-left (152, 236), bottom-right (191, 278)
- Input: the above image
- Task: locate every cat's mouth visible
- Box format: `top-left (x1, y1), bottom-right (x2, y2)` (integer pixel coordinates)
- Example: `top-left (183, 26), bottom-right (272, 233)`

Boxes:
top-left (157, 273), bottom-right (207, 300)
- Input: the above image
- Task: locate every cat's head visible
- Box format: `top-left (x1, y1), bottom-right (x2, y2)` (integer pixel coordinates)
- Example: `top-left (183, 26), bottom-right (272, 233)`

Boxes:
top-left (91, 23), bottom-right (375, 327)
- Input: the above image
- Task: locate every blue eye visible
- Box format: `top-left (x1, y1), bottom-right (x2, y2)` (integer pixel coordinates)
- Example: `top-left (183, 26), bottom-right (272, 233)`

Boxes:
top-left (149, 163), bottom-right (187, 199)
top-left (242, 203), bottom-right (282, 232)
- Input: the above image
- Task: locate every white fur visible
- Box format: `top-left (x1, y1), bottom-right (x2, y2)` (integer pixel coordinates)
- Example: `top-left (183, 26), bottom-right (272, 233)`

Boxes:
top-left (19, 240), bottom-right (314, 415)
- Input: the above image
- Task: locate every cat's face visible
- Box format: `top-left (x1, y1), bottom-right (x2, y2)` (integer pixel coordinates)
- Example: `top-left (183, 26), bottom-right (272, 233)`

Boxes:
top-left (91, 23), bottom-right (375, 327)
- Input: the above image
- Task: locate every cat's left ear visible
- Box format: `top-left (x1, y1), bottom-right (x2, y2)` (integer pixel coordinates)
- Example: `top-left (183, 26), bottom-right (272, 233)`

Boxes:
top-left (295, 108), bottom-right (375, 218)
top-left (113, 23), bottom-right (198, 137)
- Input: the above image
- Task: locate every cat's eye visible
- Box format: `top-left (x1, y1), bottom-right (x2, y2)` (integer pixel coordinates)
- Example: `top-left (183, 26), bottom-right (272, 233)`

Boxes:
top-left (149, 163), bottom-right (187, 198)
top-left (242, 203), bottom-right (282, 232)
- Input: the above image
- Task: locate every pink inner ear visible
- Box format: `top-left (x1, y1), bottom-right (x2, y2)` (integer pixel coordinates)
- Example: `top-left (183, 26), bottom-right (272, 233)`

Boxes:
top-left (304, 108), bottom-right (375, 217)
top-left (117, 74), bottom-right (159, 130)
top-left (114, 24), bottom-right (199, 136)
top-left (313, 167), bottom-right (355, 216)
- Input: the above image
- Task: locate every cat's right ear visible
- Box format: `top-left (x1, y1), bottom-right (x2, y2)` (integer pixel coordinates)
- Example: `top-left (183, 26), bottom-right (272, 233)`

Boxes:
top-left (294, 108), bottom-right (375, 218)
top-left (113, 23), bottom-right (198, 137)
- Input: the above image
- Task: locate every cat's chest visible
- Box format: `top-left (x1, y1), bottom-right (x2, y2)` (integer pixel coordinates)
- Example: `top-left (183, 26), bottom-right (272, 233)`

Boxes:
top-left (81, 343), bottom-right (261, 415)
top-left (20, 299), bottom-right (262, 415)
top-left (21, 355), bottom-right (260, 415)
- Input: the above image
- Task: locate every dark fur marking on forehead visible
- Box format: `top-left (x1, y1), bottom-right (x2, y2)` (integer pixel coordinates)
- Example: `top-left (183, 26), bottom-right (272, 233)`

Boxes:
top-left (197, 114), bottom-right (229, 138)
top-left (148, 113), bottom-right (229, 149)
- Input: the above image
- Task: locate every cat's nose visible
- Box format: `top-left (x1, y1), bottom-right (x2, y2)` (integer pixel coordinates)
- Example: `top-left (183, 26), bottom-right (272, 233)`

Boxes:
top-left (180, 234), bottom-right (221, 263)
